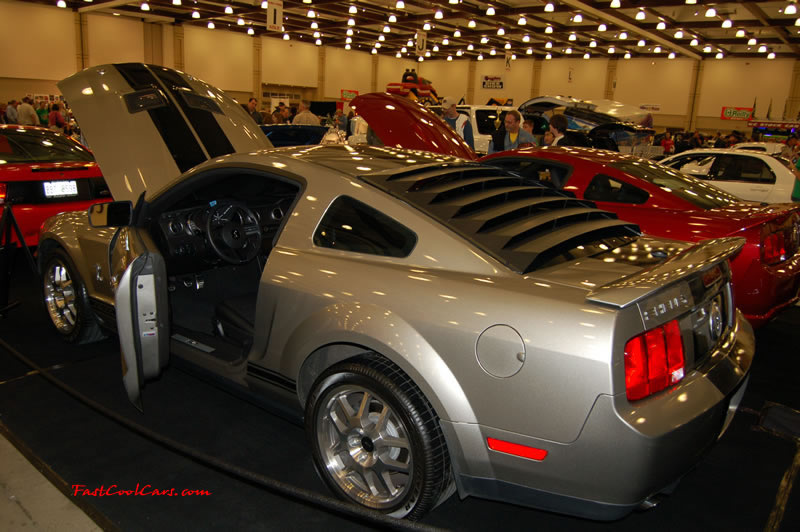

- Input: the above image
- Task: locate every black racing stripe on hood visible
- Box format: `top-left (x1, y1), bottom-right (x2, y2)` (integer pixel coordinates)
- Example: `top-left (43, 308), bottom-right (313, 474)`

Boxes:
top-left (152, 68), bottom-right (235, 159)
top-left (114, 63), bottom-right (206, 173)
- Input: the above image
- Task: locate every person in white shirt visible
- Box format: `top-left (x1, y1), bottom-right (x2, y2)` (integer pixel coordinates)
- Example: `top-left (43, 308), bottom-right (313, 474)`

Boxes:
top-left (292, 100), bottom-right (321, 126)
top-left (17, 97), bottom-right (39, 126)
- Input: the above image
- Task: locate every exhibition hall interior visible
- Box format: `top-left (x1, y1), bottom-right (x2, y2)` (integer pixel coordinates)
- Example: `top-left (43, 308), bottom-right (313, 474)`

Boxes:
top-left (1, 0), bottom-right (800, 530)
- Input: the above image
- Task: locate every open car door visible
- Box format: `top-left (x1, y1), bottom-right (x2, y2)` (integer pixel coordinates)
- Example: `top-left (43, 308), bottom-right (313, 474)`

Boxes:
top-left (115, 245), bottom-right (169, 411)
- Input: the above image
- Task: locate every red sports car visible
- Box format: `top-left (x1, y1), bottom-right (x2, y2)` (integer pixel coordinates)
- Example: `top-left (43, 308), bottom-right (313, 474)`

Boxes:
top-left (0, 125), bottom-right (110, 246)
top-left (350, 94), bottom-right (800, 327)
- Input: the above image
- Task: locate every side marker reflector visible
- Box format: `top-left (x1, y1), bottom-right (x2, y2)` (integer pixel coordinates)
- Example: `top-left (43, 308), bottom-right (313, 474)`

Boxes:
top-left (487, 437), bottom-right (548, 461)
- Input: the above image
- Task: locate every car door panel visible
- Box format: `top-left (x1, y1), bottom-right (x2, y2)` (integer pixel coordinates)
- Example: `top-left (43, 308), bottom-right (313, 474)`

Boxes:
top-left (114, 231), bottom-right (169, 410)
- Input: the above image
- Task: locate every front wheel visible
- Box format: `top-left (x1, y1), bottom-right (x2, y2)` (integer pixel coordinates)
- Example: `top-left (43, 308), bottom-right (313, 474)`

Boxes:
top-left (306, 356), bottom-right (452, 520)
top-left (41, 248), bottom-right (104, 344)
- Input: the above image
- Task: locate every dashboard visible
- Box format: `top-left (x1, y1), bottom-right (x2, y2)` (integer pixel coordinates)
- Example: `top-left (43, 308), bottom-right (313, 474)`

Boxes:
top-left (157, 196), bottom-right (294, 270)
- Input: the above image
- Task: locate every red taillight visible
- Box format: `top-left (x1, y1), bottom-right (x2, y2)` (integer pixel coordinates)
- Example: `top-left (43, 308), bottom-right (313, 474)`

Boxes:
top-left (0, 183), bottom-right (6, 204)
top-left (762, 231), bottom-right (787, 265)
top-left (624, 319), bottom-right (685, 401)
top-left (487, 438), bottom-right (548, 461)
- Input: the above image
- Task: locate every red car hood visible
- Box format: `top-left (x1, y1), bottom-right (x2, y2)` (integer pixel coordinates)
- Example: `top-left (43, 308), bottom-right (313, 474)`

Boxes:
top-left (349, 93), bottom-right (477, 160)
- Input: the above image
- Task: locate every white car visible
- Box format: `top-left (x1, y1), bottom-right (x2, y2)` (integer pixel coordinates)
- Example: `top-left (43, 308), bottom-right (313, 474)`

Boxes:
top-left (660, 148), bottom-right (798, 203)
top-left (427, 105), bottom-right (515, 154)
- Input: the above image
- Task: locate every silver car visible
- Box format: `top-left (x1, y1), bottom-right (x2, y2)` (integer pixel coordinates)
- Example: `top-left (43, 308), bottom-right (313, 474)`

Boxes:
top-left (39, 64), bottom-right (754, 521)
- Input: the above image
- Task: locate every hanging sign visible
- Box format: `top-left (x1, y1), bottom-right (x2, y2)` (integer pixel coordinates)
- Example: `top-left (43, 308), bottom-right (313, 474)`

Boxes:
top-left (266, 0), bottom-right (283, 32)
top-left (504, 51), bottom-right (512, 71)
top-left (341, 89), bottom-right (359, 101)
top-left (482, 75), bottom-right (504, 89)
top-left (721, 106), bottom-right (753, 120)
top-left (416, 31), bottom-right (427, 55)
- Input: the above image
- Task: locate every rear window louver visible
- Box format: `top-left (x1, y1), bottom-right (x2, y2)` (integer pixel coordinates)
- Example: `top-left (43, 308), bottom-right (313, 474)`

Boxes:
top-left (360, 163), bottom-right (640, 273)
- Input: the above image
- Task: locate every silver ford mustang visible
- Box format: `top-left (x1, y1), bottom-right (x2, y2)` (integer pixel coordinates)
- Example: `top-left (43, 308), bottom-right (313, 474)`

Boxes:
top-left (39, 64), bottom-right (754, 521)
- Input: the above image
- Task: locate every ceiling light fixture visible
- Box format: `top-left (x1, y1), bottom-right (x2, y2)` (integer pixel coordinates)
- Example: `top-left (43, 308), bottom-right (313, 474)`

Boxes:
top-left (468, 20), bottom-right (476, 28)
top-left (453, 29), bottom-right (461, 37)
top-left (375, 42), bottom-right (382, 48)
top-left (685, 0), bottom-right (696, 4)
top-left (545, 41), bottom-right (553, 48)
top-left (545, 25), bottom-right (553, 33)
top-left (481, 36), bottom-right (489, 43)
top-left (347, 28), bottom-right (354, 36)
top-left (56, 0), bottom-right (66, 7)
top-left (668, 51), bottom-right (676, 59)
top-left (395, 0), bottom-right (404, 8)
top-left (207, 21), bottom-right (215, 28)
top-left (489, 48), bottom-right (496, 55)
top-left (574, 13), bottom-right (583, 23)
top-left (523, 34), bottom-right (531, 42)
top-left (348, 18), bottom-right (355, 26)
top-left (705, 7), bottom-right (716, 17)
top-left (544, 3), bottom-right (554, 12)
top-left (457, 49), bottom-right (463, 56)
top-left (477, 54), bottom-right (484, 60)
top-left (657, 22), bottom-right (666, 30)
top-left (715, 52), bottom-right (723, 59)
top-left (401, 46), bottom-right (407, 52)
top-left (173, 0), bottom-right (181, 5)
top-left (345, 44), bottom-right (351, 50)
top-left (736, 29), bottom-right (745, 37)
top-left (224, 5), bottom-right (232, 14)
top-left (518, 16), bottom-right (526, 25)
top-left (283, 33), bottom-right (290, 40)
top-left (486, 6), bottom-right (495, 15)
top-left (435, 9), bottom-right (443, 19)
top-left (389, 15), bottom-right (397, 23)
top-left (624, 51), bottom-right (631, 59)
top-left (584, 52), bottom-right (590, 59)
top-left (546, 53), bottom-right (552, 59)
top-left (527, 48), bottom-right (533, 54)
top-left (423, 22), bottom-right (431, 30)
top-left (247, 27), bottom-right (254, 35)
top-left (497, 27), bottom-right (505, 35)
top-left (442, 37), bottom-right (449, 45)
top-left (722, 19), bottom-right (733, 28)
top-left (674, 30), bottom-right (684, 38)
top-left (637, 39), bottom-right (645, 46)
top-left (788, 3), bottom-right (798, 15)
top-left (447, 55), bottom-right (453, 61)
top-left (261, 0), bottom-right (267, 7)
top-left (348, 5), bottom-right (357, 14)
top-left (311, 21), bottom-right (318, 29)
top-left (307, 9), bottom-right (316, 18)
top-left (504, 42), bottom-right (511, 49)
top-left (768, 51), bottom-right (776, 59)
top-left (590, 40), bottom-right (597, 47)
top-left (192, 10), bottom-right (200, 18)
top-left (636, 10), bottom-right (646, 21)
top-left (795, 17), bottom-right (800, 26)
top-left (346, 37), bottom-right (352, 43)
top-left (690, 38), bottom-right (699, 46)
top-left (467, 43), bottom-right (474, 50)
top-left (565, 47), bottom-right (573, 54)
top-left (432, 44), bottom-right (439, 51)
top-left (140, 2), bottom-right (150, 11)
top-left (569, 33), bottom-right (577, 41)
top-left (611, 0), bottom-right (621, 8)
top-left (619, 31), bottom-right (627, 39)
top-left (237, 17), bottom-right (244, 25)
top-left (418, 56), bottom-right (424, 62)
top-left (371, 48), bottom-right (377, 54)
top-left (313, 31), bottom-right (320, 38)
top-left (608, 46), bottom-right (615, 53)
top-left (599, 23), bottom-right (607, 31)
top-left (748, 38), bottom-right (757, 45)
top-left (758, 44), bottom-right (768, 52)
top-left (703, 44), bottom-right (712, 52)
top-left (396, 52), bottom-right (402, 58)
top-left (654, 45), bottom-right (662, 53)
top-left (383, 25), bottom-right (391, 32)
top-left (378, 34), bottom-right (386, 41)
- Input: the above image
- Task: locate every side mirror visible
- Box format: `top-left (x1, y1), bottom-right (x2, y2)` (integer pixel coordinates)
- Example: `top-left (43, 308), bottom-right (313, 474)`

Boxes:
top-left (88, 201), bottom-right (133, 228)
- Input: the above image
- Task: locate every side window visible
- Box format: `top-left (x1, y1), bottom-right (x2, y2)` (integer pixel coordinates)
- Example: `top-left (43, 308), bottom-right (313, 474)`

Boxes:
top-left (584, 174), bottom-right (649, 204)
top-left (739, 156), bottom-right (776, 184)
top-left (314, 196), bottom-right (417, 257)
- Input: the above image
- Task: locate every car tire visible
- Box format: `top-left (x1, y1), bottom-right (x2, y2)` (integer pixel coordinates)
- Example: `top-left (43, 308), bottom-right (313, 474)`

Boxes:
top-left (41, 247), bottom-right (105, 344)
top-left (306, 355), bottom-right (453, 520)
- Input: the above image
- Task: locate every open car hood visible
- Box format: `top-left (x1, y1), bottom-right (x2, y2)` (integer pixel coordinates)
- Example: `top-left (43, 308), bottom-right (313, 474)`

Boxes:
top-left (58, 63), bottom-right (273, 203)
top-left (349, 93), bottom-right (477, 160)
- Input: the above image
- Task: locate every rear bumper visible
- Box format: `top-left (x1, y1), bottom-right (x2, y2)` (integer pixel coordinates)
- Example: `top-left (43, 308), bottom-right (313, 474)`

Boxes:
top-left (440, 313), bottom-right (754, 520)
top-left (6, 200), bottom-right (107, 247)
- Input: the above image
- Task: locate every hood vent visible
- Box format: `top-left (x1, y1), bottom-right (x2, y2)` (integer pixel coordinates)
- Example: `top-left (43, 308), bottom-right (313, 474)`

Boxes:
top-left (361, 163), bottom-right (640, 273)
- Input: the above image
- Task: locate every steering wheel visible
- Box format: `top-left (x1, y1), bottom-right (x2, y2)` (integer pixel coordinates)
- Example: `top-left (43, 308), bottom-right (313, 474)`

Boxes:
top-left (205, 200), bottom-right (263, 265)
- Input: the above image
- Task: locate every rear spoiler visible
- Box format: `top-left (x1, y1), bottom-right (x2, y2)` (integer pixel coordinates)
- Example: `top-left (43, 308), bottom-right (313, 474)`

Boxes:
top-left (585, 237), bottom-right (745, 308)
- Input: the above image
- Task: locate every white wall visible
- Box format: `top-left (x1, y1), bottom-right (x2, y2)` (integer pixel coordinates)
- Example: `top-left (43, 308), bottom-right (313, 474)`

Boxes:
top-left (615, 58), bottom-right (694, 116)
top-left (261, 36), bottom-right (318, 88)
top-left (184, 25), bottom-right (252, 92)
top-left (324, 47), bottom-right (373, 99)
top-left (162, 24), bottom-right (175, 69)
top-left (539, 57), bottom-right (609, 100)
top-left (473, 58), bottom-right (535, 106)
top-left (0, 2), bottom-right (77, 81)
top-left (697, 58), bottom-right (794, 119)
top-left (419, 60), bottom-right (470, 102)
top-left (87, 13), bottom-right (145, 67)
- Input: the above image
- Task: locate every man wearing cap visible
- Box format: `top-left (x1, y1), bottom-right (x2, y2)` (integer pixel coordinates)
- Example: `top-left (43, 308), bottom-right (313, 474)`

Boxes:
top-left (440, 97), bottom-right (474, 150)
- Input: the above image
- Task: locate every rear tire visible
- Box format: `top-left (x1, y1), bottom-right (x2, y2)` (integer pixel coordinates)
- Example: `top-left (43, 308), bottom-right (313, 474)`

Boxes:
top-left (41, 248), bottom-right (105, 344)
top-left (306, 355), bottom-right (452, 520)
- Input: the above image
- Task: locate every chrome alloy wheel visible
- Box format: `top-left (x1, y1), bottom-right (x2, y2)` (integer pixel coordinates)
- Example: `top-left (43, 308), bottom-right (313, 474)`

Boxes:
top-left (44, 258), bottom-right (78, 333)
top-left (315, 384), bottom-right (413, 509)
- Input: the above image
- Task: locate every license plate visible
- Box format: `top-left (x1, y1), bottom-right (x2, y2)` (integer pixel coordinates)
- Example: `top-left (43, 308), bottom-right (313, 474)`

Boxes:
top-left (43, 180), bottom-right (78, 198)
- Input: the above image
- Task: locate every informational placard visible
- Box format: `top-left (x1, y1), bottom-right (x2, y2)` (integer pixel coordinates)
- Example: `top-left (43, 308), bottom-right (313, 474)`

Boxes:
top-left (340, 89), bottom-right (359, 101)
top-left (416, 31), bottom-right (427, 55)
top-left (504, 51), bottom-right (512, 71)
top-left (640, 104), bottom-right (661, 112)
top-left (721, 106), bottom-right (753, 120)
top-left (266, 0), bottom-right (283, 32)
top-left (481, 75), bottom-right (504, 89)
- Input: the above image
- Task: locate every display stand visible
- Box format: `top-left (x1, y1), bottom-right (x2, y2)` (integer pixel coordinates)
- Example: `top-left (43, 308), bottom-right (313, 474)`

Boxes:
top-left (0, 203), bottom-right (37, 317)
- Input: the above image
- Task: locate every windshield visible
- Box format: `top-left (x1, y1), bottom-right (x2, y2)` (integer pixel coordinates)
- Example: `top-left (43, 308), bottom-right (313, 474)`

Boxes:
top-left (610, 160), bottom-right (742, 209)
top-left (474, 110), bottom-right (506, 134)
top-left (0, 129), bottom-right (94, 164)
